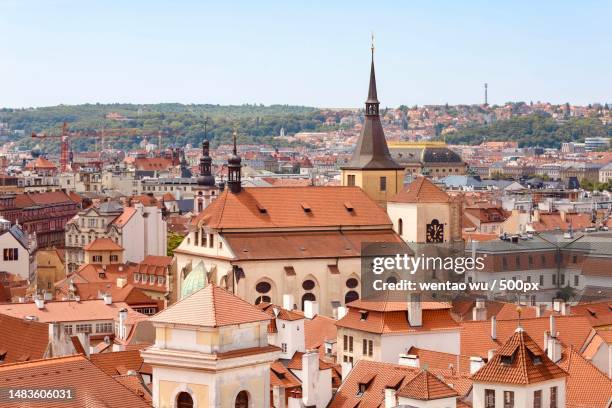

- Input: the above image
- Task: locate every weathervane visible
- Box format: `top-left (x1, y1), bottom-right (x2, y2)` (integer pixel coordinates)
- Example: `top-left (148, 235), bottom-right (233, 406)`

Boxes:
top-left (371, 32), bottom-right (375, 56)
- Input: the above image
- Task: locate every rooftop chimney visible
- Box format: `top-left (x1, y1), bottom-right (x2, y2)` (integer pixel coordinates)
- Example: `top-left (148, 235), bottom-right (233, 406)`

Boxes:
top-left (491, 316), bottom-right (497, 340)
top-left (304, 300), bottom-right (319, 319)
top-left (336, 306), bottom-right (348, 320)
top-left (103, 293), bottom-right (112, 305)
top-left (34, 298), bottom-right (44, 310)
top-left (398, 354), bottom-right (420, 368)
top-left (550, 315), bottom-right (556, 338)
top-left (408, 292), bottom-right (422, 327)
top-left (384, 388), bottom-right (397, 408)
top-left (301, 350), bottom-right (319, 407)
top-left (470, 356), bottom-right (485, 374)
top-left (283, 294), bottom-right (295, 311)
top-left (473, 299), bottom-right (487, 321)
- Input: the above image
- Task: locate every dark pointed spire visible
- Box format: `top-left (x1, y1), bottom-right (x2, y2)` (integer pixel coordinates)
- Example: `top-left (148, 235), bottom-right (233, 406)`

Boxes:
top-left (367, 34), bottom-right (378, 104)
top-left (227, 130), bottom-right (242, 193)
top-left (341, 38), bottom-right (403, 170)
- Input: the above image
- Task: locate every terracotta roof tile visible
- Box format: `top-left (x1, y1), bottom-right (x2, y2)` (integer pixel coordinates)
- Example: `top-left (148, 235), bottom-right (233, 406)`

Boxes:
top-left (558, 346), bottom-right (612, 408)
top-left (460, 316), bottom-right (593, 359)
top-left (0, 299), bottom-right (142, 323)
top-left (0, 314), bottom-right (49, 363)
top-left (472, 328), bottom-right (566, 385)
top-left (89, 350), bottom-right (145, 376)
top-left (112, 207), bottom-right (137, 227)
top-left (388, 177), bottom-right (450, 203)
top-left (337, 305), bottom-right (458, 335)
top-left (0, 355), bottom-right (150, 407)
top-left (150, 284), bottom-right (271, 327)
top-left (286, 351), bottom-right (334, 371)
top-left (192, 186), bottom-right (392, 229)
top-left (83, 237), bottom-right (124, 252)
top-left (221, 229), bottom-right (403, 260)
top-left (270, 361), bottom-right (301, 389)
top-left (396, 369), bottom-right (458, 400)
top-left (571, 301), bottom-right (612, 327)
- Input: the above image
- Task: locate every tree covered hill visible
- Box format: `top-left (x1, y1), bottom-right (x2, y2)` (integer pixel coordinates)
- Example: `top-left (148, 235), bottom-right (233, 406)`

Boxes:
top-left (444, 113), bottom-right (611, 148)
top-left (0, 103), bottom-right (326, 152)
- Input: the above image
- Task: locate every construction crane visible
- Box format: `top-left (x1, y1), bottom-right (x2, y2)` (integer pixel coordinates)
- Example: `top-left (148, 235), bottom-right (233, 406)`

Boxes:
top-left (32, 122), bottom-right (177, 171)
top-left (31, 122), bottom-right (72, 172)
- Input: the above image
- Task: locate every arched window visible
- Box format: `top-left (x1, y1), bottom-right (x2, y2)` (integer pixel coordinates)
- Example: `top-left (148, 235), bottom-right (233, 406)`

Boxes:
top-left (235, 390), bottom-right (249, 408)
top-left (176, 392), bottom-right (193, 408)
top-left (255, 295), bottom-right (271, 305)
top-left (345, 290), bottom-right (359, 304)
top-left (301, 293), bottom-right (316, 310)
top-left (398, 218), bottom-right (403, 235)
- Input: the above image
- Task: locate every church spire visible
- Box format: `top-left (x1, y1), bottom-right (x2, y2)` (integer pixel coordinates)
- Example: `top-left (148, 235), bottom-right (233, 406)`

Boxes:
top-left (227, 130), bottom-right (242, 194)
top-left (341, 38), bottom-right (403, 170)
top-left (366, 34), bottom-right (378, 106)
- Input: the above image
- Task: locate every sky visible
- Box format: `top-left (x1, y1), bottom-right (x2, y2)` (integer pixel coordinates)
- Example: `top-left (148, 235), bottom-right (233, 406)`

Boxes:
top-left (0, 0), bottom-right (610, 108)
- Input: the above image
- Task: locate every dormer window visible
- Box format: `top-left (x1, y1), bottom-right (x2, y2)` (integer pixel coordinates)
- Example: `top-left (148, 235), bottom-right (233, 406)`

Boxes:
top-left (500, 354), bottom-right (514, 365)
top-left (300, 202), bottom-right (311, 213)
top-left (344, 202), bottom-right (354, 212)
top-left (357, 383), bottom-right (367, 396)
top-left (359, 310), bottom-right (369, 321)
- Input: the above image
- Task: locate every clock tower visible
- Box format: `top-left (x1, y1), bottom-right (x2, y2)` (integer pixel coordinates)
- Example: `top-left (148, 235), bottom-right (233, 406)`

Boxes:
top-left (341, 40), bottom-right (404, 207)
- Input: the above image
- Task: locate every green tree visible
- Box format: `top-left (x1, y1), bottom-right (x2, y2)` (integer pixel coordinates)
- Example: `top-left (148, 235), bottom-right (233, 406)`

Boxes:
top-left (167, 232), bottom-right (184, 257)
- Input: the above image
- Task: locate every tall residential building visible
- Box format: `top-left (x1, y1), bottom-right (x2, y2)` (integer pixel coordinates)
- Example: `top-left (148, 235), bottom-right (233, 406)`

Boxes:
top-left (64, 200), bottom-right (167, 272)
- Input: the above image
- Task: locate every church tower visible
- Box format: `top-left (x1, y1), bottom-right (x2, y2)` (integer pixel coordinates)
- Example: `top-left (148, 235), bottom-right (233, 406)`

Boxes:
top-left (193, 139), bottom-right (218, 214)
top-left (227, 131), bottom-right (242, 194)
top-left (341, 39), bottom-right (404, 206)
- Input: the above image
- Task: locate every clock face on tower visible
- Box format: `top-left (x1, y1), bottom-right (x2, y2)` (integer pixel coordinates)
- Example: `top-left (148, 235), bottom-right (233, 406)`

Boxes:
top-left (426, 219), bottom-right (444, 243)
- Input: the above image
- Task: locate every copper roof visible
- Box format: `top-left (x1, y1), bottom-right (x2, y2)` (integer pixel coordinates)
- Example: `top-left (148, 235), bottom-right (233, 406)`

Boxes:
top-left (150, 284), bottom-right (271, 328)
top-left (471, 328), bottom-right (566, 385)
top-left (388, 176), bottom-right (450, 203)
top-left (192, 186), bottom-right (393, 229)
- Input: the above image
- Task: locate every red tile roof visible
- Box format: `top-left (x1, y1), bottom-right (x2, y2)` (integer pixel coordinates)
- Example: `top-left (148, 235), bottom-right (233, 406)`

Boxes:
top-left (25, 157), bottom-right (57, 170)
top-left (388, 177), bottom-right (450, 203)
top-left (337, 307), bottom-right (459, 334)
top-left (89, 350), bottom-right (146, 376)
top-left (0, 299), bottom-right (142, 323)
top-left (133, 157), bottom-right (172, 171)
top-left (270, 360), bottom-right (301, 389)
top-left (0, 313), bottom-right (49, 363)
top-left (191, 186), bottom-right (393, 229)
top-left (220, 229), bottom-right (404, 260)
top-left (571, 301), bottom-right (612, 327)
top-left (150, 284), bottom-right (271, 328)
top-left (559, 346), bottom-right (612, 408)
top-left (461, 316), bottom-right (593, 361)
top-left (471, 328), bottom-right (566, 385)
top-left (112, 207), bottom-right (137, 227)
top-left (396, 369), bottom-right (458, 400)
top-left (329, 360), bottom-right (466, 408)
top-left (84, 237), bottom-right (124, 252)
top-left (0, 355), bottom-right (150, 407)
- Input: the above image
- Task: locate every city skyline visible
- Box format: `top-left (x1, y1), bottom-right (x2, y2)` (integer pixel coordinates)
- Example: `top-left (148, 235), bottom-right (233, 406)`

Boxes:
top-left (1, 0), bottom-right (610, 108)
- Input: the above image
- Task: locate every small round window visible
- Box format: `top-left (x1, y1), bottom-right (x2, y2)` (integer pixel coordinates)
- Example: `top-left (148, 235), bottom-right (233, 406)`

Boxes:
top-left (346, 278), bottom-right (359, 289)
top-left (256, 282), bottom-right (271, 294)
top-left (302, 280), bottom-right (315, 291)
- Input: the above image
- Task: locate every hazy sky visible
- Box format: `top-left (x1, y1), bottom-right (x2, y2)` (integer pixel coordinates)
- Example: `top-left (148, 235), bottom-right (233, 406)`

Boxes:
top-left (1, 0), bottom-right (610, 108)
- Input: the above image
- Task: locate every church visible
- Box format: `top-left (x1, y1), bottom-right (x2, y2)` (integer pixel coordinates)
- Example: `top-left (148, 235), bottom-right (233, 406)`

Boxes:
top-left (174, 47), bottom-right (460, 317)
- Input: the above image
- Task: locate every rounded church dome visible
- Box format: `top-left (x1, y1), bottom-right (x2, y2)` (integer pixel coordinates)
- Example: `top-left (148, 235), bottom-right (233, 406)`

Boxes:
top-left (421, 147), bottom-right (463, 164)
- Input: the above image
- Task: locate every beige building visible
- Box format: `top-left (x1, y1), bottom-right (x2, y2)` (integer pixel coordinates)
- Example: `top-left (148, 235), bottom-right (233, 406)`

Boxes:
top-left (174, 186), bottom-right (402, 317)
top-left (387, 177), bottom-right (463, 244)
top-left (142, 284), bottom-right (279, 408)
top-left (388, 141), bottom-right (467, 177)
top-left (33, 249), bottom-right (65, 295)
